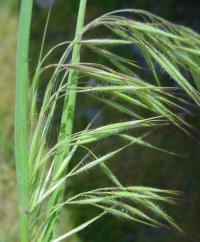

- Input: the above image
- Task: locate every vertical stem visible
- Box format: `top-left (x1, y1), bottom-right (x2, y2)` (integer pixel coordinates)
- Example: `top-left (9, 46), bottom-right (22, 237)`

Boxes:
top-left (44, 0), bottom-right (88, 240)
top-left (15, 0), bottom-right (33, 241)
top-left (57, 0), bottom-right (87, 163)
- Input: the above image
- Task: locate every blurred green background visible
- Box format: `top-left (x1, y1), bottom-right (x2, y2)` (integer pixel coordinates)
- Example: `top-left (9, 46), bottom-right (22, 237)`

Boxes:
top-left (0, 0), bottom-right (200, 241)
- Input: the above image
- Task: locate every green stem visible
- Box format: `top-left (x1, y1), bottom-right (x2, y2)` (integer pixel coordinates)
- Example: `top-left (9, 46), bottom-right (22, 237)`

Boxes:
top-left (57, 0), bottom-right (87, 162)
top-left (44, 0), bottom-right (88, 240)
top-left (15, 0), bottom-right (33, 241)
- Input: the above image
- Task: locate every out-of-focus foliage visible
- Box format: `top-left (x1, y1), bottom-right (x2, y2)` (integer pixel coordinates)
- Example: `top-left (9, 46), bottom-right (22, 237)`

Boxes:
top-left (0, 2), bottom-right (18, 241)
top-left (0, 1), bottom-right (17, 164)
top-left (0, 164), bottom-right (18, 241)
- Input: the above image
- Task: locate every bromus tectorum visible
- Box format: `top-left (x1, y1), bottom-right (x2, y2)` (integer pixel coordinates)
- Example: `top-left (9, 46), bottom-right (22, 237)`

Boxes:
top-left (15, 1), bottom-right (200, 242)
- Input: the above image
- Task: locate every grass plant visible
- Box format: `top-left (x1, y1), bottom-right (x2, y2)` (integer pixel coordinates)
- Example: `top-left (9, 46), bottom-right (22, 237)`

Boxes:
top-left (15, 1), bottom-right (200, 242)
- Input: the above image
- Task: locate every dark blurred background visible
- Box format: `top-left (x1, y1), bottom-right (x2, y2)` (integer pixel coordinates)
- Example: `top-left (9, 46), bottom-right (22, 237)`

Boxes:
top-left (0, 0), bottom-right (200, 241)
